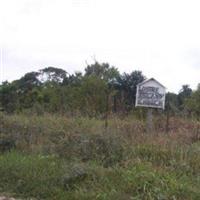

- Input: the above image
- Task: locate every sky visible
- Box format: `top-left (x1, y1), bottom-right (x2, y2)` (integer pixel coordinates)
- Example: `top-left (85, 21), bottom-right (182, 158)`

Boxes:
top-left (0, 0), bottom-right (200, 93)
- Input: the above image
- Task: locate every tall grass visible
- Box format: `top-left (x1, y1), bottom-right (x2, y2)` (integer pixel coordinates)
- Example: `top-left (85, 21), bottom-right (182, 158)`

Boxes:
top-left (0, 113), bottom-right (199, 199)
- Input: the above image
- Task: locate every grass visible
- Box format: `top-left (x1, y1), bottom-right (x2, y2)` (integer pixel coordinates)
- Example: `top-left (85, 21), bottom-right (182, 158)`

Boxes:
top-left (0, 148), bottom-right (199, 200)
top-left (0, 113), bottom-right (200, 199)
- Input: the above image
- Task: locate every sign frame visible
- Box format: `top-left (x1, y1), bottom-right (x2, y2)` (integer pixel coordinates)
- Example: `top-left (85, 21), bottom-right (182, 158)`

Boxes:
top-left (135, 78), bottom-right (166, 110)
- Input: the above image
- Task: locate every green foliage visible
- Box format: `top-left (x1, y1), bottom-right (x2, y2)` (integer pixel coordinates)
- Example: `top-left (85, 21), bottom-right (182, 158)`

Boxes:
top-left (0, 81), bottom-right (18, 113)
top-left (185, 86), bottom-right (200, 119)
top-left (85, 61), bottom-right (119, 82)
top-left (80, 76), bottom-right (108, 116)
top-left (0, 62), bottom-right (146, 116)
top-left (178, 85), bottom-right (192, 111)
top-left (0, 145), bottom-right (199, 199)
top-left (116, 71), bottom-right (145, 110)
top-left (16, 71), bottom-right (41, 91)
top-left (0, 152), bottom-right (67, 199)
top-left (0, 62), bottom-right (200, 120)
top-left (56, 133), bottom-right (125, 167)
top-left (165, 92), bottom-right (179, 115)
top-left (0, 114), bottom-right (200, 199)
top-left (63, 72), bottom-right (83, 86)
top-left (40, 67), bottom-right (67, 83)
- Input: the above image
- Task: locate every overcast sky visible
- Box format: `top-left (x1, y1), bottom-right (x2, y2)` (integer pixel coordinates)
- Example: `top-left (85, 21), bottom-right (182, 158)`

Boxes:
top-left (1, 0), bottom-right (200, 93)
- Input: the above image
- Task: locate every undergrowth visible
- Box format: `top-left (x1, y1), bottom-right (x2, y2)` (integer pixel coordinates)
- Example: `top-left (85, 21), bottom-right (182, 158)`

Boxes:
top-left (0, 113), bottom-right (199, 199)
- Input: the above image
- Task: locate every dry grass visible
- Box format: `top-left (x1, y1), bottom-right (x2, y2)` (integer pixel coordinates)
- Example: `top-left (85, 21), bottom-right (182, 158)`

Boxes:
top-left (0, 113), bottom-right (199, 199)
top-left (0, 113), bottom-right (199, 153)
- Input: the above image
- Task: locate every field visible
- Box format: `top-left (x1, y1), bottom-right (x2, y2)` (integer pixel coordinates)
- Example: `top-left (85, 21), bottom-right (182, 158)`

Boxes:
top-left (0, 113), bottom-right (200, 200)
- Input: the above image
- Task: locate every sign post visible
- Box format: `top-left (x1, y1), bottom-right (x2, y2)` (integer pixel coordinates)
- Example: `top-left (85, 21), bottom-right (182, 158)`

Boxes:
top-left (147, 108), bottom-right (153, 133)
top-left (135, 78), bottom-right (166, 133)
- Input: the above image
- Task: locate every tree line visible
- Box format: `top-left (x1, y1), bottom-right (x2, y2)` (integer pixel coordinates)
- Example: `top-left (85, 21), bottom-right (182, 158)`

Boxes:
top-left (0, 61), bottom-right (199, 119)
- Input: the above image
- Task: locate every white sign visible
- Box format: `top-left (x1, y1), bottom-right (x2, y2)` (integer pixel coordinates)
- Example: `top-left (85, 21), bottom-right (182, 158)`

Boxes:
top-left (135, 78), bottom-right (166, 109)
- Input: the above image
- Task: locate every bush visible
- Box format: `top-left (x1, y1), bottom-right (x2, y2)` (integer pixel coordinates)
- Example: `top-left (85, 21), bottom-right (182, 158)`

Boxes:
top-left (62, 164), bottom-right (88, 190)
top-left (0, 114), bottom-right (200, 199)
top-left (55, 133), bottom-right (126, 167)
top-left (0, 138), bottom-right (16, 153)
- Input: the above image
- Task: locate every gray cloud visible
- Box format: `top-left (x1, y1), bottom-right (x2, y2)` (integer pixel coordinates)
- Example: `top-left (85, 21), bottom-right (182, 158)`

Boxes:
top-left (1, 0), bottom-right (200, 92)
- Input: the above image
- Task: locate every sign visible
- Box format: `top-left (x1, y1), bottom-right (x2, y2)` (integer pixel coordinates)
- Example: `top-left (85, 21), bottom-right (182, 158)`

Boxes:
top-left (135, 78), bottom-right (166, 109)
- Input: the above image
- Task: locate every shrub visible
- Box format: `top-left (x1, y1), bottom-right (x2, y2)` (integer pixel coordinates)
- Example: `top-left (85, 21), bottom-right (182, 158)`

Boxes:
top-left (55, 133), bottom-right (126, 167)
top-left (0, 138), bottom-right (16, 153)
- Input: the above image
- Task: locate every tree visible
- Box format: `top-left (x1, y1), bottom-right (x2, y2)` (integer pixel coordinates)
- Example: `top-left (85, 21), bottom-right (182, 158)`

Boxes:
top-left (165, 92), bottom-right (179, 115)
top-left (0, 81), bottom-right (18, 113)
top-left (13, 72), bottom-right (42, 110)
top-left (178, 85), bottom-right (192, 110)
top-left (116, 71), bottom-right (145, 111)
top-left (40, 67), bottom-right (67, 83)
top-left (185, 84), bottom-right (200, 120)
top-left (62, 72), bottom-right (83, 86)
top-left (85, 61), bottom-right (119, 82)
top-left (0, 65), bottom-right (147, 116)
top-left (17, 71), bottom-right (41, 92)
top-left (80, 76), bottom-right (108, 116)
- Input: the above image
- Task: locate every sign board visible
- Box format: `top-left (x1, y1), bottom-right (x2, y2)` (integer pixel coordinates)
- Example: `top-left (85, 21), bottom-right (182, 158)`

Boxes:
top-left (135, 78), bottom-right (166, 109)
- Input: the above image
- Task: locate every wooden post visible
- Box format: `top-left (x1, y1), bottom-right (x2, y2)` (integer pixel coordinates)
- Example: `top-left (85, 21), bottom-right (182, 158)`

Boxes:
top-left (165, 108), bottom-right (170, 134)
top-left (146, 108), bottom-right (153, 133)
top-left (105, 91), bottom-right (109, 130)
top-left (165, 98), bottom-right (170, 134)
